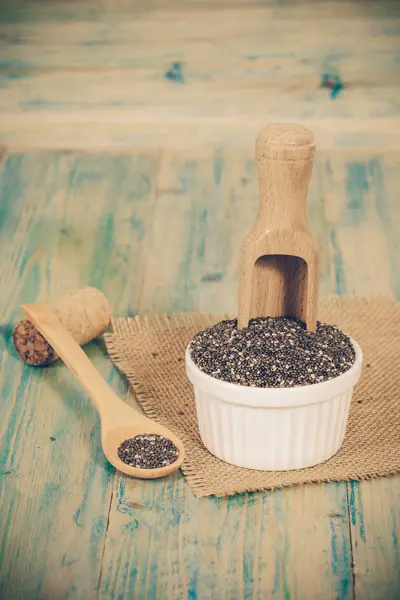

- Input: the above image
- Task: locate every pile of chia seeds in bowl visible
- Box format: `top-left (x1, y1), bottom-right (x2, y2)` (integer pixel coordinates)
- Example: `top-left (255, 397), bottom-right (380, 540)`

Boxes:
top-left (189, 317), bottom-right (356, 388)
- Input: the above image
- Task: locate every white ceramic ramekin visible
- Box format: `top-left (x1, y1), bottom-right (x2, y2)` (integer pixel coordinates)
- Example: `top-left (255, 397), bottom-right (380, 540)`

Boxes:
top-left (185, 338), bottom-right (363, 471)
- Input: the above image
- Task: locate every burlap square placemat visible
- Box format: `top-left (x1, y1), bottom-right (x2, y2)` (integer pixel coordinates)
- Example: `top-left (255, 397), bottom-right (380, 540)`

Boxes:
top-left (104, 296), bottom-right (400, 497)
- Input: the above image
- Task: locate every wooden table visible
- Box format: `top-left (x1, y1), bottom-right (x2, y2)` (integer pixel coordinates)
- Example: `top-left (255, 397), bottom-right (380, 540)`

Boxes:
top-left (0, 1), bottom-right (399, 598)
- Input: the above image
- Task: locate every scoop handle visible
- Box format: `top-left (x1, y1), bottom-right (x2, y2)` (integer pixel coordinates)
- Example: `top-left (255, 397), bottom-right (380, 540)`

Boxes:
top-left (254, 123), bottom-right (316, 235)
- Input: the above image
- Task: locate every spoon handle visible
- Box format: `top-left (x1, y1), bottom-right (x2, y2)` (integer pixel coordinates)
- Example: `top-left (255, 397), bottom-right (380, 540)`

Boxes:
top-left (22, 303), bottom-right (128, 418)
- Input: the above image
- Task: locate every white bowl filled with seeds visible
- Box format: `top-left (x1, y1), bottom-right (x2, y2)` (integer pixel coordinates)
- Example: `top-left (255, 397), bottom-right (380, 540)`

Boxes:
top-left (185, 317), bottom-right (363, 471)
top-left (185, 123), bottom-right (364, 471)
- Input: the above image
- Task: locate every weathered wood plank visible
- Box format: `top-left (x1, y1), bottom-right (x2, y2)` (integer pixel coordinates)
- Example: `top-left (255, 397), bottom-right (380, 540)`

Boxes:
top-left (349, 479), bottom-right (400, 600)
top-left (1, 16), bottom-right (398, 68)
top-left (1, 0), bottom-right (399, 23)
top-left (0, 150), bottom-right (157, 599)
top-left (315, 150), bottom-right (400, 599)
top-left (2, 73), bottom-right (398, 119)
top-left (0, 3), bottom-right (399, 150)
top-left (98, 148), bottom-right (356, 599)
top-left (98, 148), bottom-right (400, 599)
top-left (376, 153), bottom-right (400, 298)
top-left (99, 473), bottom-right (354, 600)
top-left (1, 147), bottom-right (399, 598)
top-left (337, 152), bottom-right (400, 600)
top-left (0, 0), bottom-right (399, 597)
top-left (2, 120), bottom-right (400, 152)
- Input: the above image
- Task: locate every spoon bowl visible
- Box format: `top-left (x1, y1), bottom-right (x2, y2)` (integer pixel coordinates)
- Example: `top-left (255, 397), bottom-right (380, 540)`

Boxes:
top-left (101, 420), bottom-right (185, 479)
top-left (22, 302), bottom-right (185, 479)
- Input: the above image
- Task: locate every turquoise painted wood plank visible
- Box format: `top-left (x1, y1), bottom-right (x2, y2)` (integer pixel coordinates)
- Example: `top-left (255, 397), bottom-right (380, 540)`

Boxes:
top-left (348, 479), bottom-right (400, 600)
top-left (99, 475), bottom-right (354, 599)
top-left (99, 148), bottom-right (400, 598)
top-left (98, 148), bottom-right (356, 599)
top-left (0, 0), bottom-right (398, 595)
top-left (0, 150), bottom-right (158, 598)
top-left (375, 153), bottom-right (400, 298)
top-left (1, 147), bottom-right (399, 598)
top-left (2, 73), bottom-right (398, 120)
top-left (2, 121), bottom-right (400, 152)
top-left (331, 152), bottom-right (400, 599)
top-left (316, 152), bottom-right (396, 296)
top-left (1, 17), bottom-right (398, 70)
top-left (1, 0), bottom-right (399, 24)
top-left (0, 2), bottom-right (399, 150)
top-left (314, 151), bottom-right (400, 598)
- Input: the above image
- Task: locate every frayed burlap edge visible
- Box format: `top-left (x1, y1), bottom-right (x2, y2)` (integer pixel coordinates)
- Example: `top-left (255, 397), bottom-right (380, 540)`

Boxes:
top-left (104, 296), bottom-right (400, 497)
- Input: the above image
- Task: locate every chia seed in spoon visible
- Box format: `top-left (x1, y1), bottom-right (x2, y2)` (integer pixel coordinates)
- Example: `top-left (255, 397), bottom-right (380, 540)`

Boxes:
top-left (189, 317), bottom-right (355, 388)
top-left (118, 434), bottom-right (179, 469)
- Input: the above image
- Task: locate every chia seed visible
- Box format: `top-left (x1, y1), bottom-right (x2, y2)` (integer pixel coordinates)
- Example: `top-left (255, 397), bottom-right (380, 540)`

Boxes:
top-left (117, 434), bottom-right (179, 469)
top-left (189, 317), bottom-right (356, 388)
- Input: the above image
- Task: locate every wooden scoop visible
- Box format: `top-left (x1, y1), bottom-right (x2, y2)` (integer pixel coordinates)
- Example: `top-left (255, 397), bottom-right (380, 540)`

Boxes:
top-left (238, 123), bottom-right (318, 330)
top-left (22, 302), bottom-right (185, 479)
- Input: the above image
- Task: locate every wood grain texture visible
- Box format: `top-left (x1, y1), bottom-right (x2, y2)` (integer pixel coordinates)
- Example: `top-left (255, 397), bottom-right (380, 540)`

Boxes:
top-left (0, 150), bottom-right (154, 599)
top-left (0, 148), bottom-right (399, 599)
top-left (0, 0), bottom-right (399, 150)
top-left (96, 148), bottom-right (399, 599)
top-left (0, 0), bottom-right (399, 598)
top-left (330, 151), bottom-right (400, 600)
top-left (99, 469), bottom-right (354, 600)
top-left (349, 479), bottom-right (400, 600)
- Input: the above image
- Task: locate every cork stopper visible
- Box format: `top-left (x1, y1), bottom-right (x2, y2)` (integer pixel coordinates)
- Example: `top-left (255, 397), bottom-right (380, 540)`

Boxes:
top-left (13, 320), bottom-right (56, 365)
top-left (13, 287), bottom-right (112, 366)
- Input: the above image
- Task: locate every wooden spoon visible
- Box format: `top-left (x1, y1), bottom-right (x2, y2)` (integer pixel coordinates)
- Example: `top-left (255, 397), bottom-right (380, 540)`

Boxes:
top-left (238, 123), bottom-right (318, 330)
top-left (22, 302), bottom-right (185, 479)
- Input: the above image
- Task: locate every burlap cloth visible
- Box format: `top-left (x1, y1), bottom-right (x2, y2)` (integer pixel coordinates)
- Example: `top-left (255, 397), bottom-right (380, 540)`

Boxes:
top-left (104, 296), bottom-right (400, 497)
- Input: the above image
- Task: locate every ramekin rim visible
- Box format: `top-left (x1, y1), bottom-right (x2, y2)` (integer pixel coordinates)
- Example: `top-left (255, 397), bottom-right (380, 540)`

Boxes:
top-left (185, 337), bottom-right (363, 408)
